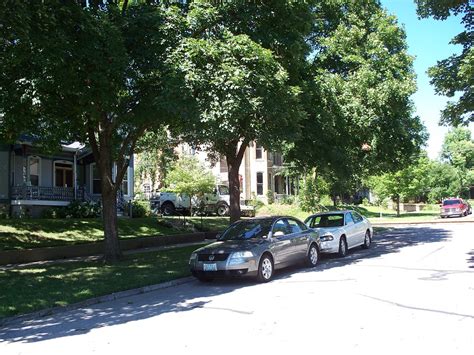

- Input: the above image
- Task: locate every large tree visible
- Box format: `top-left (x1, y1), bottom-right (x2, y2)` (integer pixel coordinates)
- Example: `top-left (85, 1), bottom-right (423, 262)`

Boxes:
top-left (416, 0), bottom-right (473, 126)
top-left (0, 1), bottom-right (185, 261)
top-left (440, 126), bottom-right (474, 197)
top-left (173, 1), bottom-right (310, 222)
top-left (286, 0), bottom-right (427, 184)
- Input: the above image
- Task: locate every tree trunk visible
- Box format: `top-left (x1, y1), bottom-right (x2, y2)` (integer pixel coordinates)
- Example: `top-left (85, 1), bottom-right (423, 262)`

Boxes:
top-left (226, 140), bottom-right (248, 223)
top-left (396, 195), bottom-right (400, 217)
top-left (227, 157), bottom-right (241, 223)
top-left (102, 183), bottom-right (122, 262)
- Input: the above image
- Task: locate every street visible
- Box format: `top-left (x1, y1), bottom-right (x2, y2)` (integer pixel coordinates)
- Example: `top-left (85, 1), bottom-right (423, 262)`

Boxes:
top-left (1, 223), bottom-right (473, 355)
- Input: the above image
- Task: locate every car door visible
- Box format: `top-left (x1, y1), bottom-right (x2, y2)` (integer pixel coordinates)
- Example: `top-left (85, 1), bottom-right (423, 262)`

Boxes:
top-left (344, 212), bottom-right (358, 248)
top-left (270, 218), bottom-right (293, 267)
top-left (287, 218), bottom-right (311, 259)
top-left (351, 212), bottom-right (366, 245)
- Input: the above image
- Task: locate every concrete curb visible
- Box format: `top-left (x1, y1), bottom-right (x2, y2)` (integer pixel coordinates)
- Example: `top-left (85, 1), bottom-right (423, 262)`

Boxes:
top-left (0, 276), bottom-right (195, 327)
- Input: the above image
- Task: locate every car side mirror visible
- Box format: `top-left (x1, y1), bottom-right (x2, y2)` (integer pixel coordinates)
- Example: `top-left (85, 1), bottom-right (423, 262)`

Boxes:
top-left (215, 233), bottom-right (221, 240)
top-left (346, 221), bottom-right (354, 226)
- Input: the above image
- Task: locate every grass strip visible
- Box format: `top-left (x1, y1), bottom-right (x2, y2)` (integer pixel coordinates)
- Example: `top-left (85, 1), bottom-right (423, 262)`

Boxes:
top-left (0, 244), bottom-right (206, 318)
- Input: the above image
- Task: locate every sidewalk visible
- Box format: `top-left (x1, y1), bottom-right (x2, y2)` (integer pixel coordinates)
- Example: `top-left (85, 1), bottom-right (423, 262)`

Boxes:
top-left (371, 214), bottom-right (474, 226)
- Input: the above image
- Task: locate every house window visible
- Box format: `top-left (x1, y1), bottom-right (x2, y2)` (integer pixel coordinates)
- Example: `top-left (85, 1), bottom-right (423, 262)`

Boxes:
top-left (256, 144), bottom-right (263, 160)
top-left (220, 156), bottom-right (228, 173)
top-left (256, 172), bottom-right (264, 196)
top-left (121, 168), bottom-right (129, 196)
top-left (91, 163), bottom-right (101, 194)
top-left (28, 156), bottom-right (41, 186)
top-left (143, 184), bottom-right (151, 194)
top-left (54, 161), bottom-right (73, 187)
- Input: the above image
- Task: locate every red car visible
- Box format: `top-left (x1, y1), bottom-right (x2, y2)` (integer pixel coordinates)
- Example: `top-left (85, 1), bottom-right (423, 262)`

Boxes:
top-left (440, 198), bottom-right (471, 218)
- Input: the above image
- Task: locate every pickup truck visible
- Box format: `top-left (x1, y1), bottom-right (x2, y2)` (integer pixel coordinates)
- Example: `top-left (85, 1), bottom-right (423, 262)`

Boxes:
top-left (440, 198), bottom-right (471, 218)
top-left (151, 184), bottom-right (255, 217)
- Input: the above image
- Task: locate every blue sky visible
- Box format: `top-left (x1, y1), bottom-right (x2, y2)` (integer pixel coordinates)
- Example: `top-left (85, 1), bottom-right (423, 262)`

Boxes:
top-left (380, 0), bottom-right (471, 159)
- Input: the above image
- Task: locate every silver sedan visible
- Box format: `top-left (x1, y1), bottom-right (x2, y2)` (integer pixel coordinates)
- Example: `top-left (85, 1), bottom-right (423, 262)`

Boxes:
top-left (189, 216), bottom-right (320, 282)
top-left (304, 210), bottom-right (373, 257)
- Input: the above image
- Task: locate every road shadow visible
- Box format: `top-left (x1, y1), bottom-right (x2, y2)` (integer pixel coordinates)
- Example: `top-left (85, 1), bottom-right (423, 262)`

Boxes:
top-left (468, 250), bottom-right (474, 269)
top-left (273, 226), bottom-right (452, 277)
top-left (0, 226), bottom-right (452, 344)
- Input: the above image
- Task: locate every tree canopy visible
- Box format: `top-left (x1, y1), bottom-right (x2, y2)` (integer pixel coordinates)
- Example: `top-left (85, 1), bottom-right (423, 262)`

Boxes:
top-left (416, 0), bottom-right (473, 126)
top-left (172, 0), bottom-right (310, 222)
top-left (0, 1), bottom-right (186, 261)
top-left (286, 0), bottom-right (427, 188)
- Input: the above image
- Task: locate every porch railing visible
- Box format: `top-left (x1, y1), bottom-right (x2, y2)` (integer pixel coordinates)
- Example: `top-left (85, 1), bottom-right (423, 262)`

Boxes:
top-left (11, 186), bottom-right (78, 201)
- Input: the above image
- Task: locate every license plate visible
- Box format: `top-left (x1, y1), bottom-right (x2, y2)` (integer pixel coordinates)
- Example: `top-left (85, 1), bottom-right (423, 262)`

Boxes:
top-left (203, 263), bottom-right (217, 271)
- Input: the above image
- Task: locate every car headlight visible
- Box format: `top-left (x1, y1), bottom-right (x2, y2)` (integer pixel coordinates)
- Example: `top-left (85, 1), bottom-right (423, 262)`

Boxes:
top-left (320, 235), bottom-right (334, 242)
top-left (228, 251), bottom-right (253, 265)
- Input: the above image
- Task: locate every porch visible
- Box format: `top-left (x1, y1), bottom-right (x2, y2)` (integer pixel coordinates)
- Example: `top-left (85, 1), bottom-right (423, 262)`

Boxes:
top-left (10, 186), bottom-right (86, 204)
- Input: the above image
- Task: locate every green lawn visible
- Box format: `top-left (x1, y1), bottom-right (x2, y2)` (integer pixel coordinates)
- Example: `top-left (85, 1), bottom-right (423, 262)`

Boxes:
top-left (0, 244), bottom-right (207, 318)
top-left (256, 203), bottom-right (441, 223)
top-left (0, 217), bottom-right (229, 251)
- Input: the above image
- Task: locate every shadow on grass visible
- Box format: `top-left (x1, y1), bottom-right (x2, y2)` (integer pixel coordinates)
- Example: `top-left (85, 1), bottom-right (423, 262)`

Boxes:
top-left (0, 226), bottom-right (453, 344)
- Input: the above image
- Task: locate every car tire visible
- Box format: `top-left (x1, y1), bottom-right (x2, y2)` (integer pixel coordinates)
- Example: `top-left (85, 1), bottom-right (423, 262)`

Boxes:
top-left (257, 254), bottom-right (274, 283)
top-left (306, 243), bottom-right (319, 267)
top-left (362, 230), bottom-right (371, 249)
top-left (216, 203), bottom-right (229, 217)
top-left (338, 236), bottom-right (348, 258)
top-left (161, 202), bottom-right (175, 216)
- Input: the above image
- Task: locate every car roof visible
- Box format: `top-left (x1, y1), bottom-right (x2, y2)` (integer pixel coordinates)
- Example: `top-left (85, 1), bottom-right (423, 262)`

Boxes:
top-left (307, 210), bottom-right (353, 217)
top-left (239, 216), bottom-right (301, 222)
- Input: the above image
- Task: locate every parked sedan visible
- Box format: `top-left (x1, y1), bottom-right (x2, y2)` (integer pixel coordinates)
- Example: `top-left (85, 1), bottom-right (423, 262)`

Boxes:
top-left (189, 216), bottom-right (320, 283)
top-left (304, 210), bottom-right (373, 257)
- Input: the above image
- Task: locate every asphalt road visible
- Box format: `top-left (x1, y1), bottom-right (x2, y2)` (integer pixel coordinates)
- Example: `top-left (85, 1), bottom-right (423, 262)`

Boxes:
top-left (1, 223), bottom-right (473, 355)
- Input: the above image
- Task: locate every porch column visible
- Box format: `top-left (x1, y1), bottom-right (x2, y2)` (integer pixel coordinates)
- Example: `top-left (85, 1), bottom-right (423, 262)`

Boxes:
top-left (73, 152), bottom-right (77, 199)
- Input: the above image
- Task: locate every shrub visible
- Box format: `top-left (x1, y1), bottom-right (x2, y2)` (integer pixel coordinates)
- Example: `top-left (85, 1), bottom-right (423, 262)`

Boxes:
top-left (129, 200), bottom-right (151, 218)
top-left (266, 190), bottom-right (275, 205)
top-left (0, 204), bottom-right (10, 219)
top-left (41, 207), bottom-right (67, 219)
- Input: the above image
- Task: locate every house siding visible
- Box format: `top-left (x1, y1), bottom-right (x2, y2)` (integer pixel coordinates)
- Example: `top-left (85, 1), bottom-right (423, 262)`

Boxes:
top-left (42, 159), bottom-right (53, 187)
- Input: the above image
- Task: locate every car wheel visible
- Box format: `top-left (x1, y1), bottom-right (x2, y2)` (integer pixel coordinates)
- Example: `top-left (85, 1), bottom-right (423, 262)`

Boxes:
top-left (216, 203), bottom-right (229, 217)
top-left (338, 236), bottom-right (348, 257)
top-left (362, 230), bottom-right (371, 249)
top-left (257, 254), bottom-right (274, 283)
top-left (161, 202), bottom-right (175, 216)
top-left (306, 243), bottom-right (319, 267)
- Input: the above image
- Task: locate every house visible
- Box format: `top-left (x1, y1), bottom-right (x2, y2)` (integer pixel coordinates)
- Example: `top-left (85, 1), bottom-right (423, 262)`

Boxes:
top-left (135, 142), bottom-right (297, 204)
top-left (0, 138), bottom-right (134, 217)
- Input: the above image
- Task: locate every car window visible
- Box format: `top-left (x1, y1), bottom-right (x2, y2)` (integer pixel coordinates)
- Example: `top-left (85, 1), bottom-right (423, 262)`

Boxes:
top-left (273, 219), bottom-right (290, 236)
top-left (218, 185), bottom-right (230, 195)
top-left (219, 220), bottom-right (272, 240)
top-left (345, 213), bottom-right (354, 225)
top-left (287, 219), bottom-right (303, 234)
top-left (352, 212), bottom-right (363, 223)
top-left (310, 214), bottom-right (344, 228)
top-left (443, 199), bottom-right (461, 206)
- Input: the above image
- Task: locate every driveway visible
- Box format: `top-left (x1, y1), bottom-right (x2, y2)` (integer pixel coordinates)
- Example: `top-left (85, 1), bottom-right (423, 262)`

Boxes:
top-left (1, 223), bottom-right (473, 355)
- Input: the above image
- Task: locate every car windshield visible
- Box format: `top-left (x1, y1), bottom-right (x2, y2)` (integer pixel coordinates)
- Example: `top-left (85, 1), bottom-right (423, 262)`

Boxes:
top-left (219, 220), bottom-right (272, 241)
top-left (443, 199), bottom-right (461, 206)
top-left (310, 214), bottom-right (344, 228)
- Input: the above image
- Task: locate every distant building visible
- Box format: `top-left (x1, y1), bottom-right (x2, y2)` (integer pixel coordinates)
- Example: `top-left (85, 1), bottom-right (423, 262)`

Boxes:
top-left (135, 141), bottom-right (296, 204)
